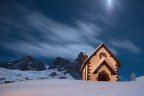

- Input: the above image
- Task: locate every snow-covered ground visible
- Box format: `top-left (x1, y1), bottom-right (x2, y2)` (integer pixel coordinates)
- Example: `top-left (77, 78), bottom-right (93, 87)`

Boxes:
top-left (0, 68), bottom-right (73, 84)
top-left (0, 68), bottom-right (144, 96)
top-left (136, 76), bottom-right (144, 81)
top-left (0, 79), bottom-right (144, 96)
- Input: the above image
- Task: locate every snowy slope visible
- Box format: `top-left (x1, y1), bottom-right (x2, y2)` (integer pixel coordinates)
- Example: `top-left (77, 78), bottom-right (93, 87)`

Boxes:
top-left (0, 79), bottom-right (144, 96)
top-left (0, 68), bottom-right (73, 84)
top-left (136, 76), bottom-right (144, 81)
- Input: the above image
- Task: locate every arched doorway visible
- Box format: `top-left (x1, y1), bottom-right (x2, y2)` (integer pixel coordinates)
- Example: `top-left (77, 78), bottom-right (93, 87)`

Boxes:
top-left (97, 71), bottom-right (110, 81)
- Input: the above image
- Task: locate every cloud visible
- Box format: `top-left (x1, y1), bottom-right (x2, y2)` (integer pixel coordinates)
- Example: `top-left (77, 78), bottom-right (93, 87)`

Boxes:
top-left (0, 1), bottom-right (141, 60)
top-left (78, 0), bottom-right (123, 28)
top-left (110, 39), bottom-right (141, 54)
top-left (26, 12), bottom-right (102, 43)
top-left (0, 3), bottom-right (102, 59)
top-left (77, 0), bottom-right (141, 55)
top-left (24, 12), bottom-right (102, 59)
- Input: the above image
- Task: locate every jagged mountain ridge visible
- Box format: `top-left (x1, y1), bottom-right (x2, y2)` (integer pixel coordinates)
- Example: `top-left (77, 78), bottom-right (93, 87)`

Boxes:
top-left (0, 52), bottom-right (85, 79)
top-left (49, 52), bottom-right (84, 79)
top-left (0, 56), bottom-right (46, 71)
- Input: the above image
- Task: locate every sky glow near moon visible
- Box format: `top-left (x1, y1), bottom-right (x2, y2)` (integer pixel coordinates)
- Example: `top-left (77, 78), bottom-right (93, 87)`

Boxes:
top-left (107, 0), bottom-right (113, 9)
top-left (105, 0), bottom-right (114, 15)
top-left (108, 0), bottom-right (112, 6)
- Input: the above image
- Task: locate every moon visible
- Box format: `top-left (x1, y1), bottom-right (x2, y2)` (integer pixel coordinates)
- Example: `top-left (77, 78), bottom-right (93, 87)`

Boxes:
top-left (107, 0), bottom-right (113, 8)
top-left (105, 0), bottom-right (114, 14)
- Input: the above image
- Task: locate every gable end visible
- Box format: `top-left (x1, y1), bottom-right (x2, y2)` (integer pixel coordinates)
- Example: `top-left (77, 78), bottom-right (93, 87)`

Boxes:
top-left (80, 43), bottom-right (122, 73)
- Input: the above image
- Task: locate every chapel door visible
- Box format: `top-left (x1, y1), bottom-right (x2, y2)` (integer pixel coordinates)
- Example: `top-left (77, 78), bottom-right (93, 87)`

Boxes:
top-left (97, 71), bottom-right (110, 81)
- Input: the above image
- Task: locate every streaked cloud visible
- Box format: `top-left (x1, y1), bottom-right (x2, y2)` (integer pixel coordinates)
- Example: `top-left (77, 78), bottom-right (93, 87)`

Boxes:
top-left (0, 3), bottom-right (102, 59)
top-left (0, 1), bottom-right (141, 60)
top-left (110, 39), bottom-right (141, 54)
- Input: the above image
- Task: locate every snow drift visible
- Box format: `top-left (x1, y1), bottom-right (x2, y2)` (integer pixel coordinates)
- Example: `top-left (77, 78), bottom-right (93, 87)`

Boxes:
top-left (136, 76), bottom-right (144, 81)
top-left (0, 79), bottom-right (144, 96)
top-left (0, 68), bottom-right (73, 84)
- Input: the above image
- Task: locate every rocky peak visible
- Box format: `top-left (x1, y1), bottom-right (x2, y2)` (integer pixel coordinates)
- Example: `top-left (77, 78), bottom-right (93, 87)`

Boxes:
top-left (49, 52), bottom-right (85, 79)
top-left (75, 52), bottom-right (85, 64)
top-left (21, 56), bottom-right (34, 62)
top-left (0, 56), bottom-right (46, 71)
top-left (48, 57), bottom-right (69, 70)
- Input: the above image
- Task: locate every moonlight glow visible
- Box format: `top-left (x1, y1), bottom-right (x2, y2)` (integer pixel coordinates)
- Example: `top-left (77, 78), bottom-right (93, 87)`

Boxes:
top-left (107, 0), bottom-right (113, 7)
top-left (106, 0), bottom-right (113, 13)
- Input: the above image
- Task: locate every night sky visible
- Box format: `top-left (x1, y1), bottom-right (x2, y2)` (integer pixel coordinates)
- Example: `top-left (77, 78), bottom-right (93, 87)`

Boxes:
top-left (0, 0), bottom-right (144, 80)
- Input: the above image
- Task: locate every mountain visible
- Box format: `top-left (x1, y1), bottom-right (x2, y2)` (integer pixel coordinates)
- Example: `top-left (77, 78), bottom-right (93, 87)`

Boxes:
top-left (0, 52), bottom-right (85, 80)
top-left (0, 56), bottom-right (46, 71)
top-left (49, 52), bottom-right (85, 79)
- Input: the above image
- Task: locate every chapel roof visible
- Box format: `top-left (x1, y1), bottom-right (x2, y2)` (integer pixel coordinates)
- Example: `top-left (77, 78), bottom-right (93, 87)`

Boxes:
top-left (80, 43), bottom-right (122, 72)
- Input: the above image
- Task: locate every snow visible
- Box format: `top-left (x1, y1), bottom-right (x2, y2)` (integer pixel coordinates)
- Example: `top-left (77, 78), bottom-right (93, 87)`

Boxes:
top-left (0, 68), bottom-right (74, 84)
top-left (0, 68), bottom-right (144, 96)
top-left (136, 76), bottom-right (144, 81)
top-left (0, 79), bottom-right (144, 96)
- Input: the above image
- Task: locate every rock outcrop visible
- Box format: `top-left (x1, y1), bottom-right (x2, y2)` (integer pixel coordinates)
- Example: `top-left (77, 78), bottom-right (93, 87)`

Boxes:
top-left (49, 52), bottom-right (85, 79)
top-left (0, 56), bottom-right (46, 71)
